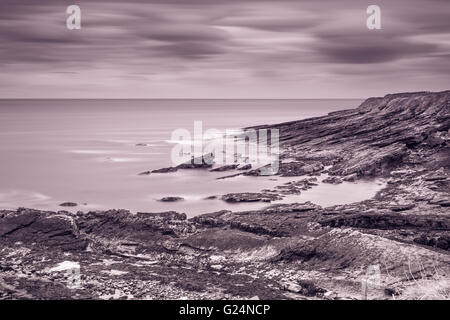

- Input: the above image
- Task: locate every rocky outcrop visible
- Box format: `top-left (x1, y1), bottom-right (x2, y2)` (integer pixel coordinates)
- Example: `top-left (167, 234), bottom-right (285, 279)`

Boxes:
top-left (0, 208), bottom-right (87, 251)
top-left (221, 192), bottom-right (282, 203)
top-left (253, 90), bottom-right (450, 178)
top-left (140, 154), bottom-right (215, 175)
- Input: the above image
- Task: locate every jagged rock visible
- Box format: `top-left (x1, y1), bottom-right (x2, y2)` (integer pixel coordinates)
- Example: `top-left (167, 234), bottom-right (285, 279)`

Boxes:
top-left (0, 209), bottom-right (87, 251)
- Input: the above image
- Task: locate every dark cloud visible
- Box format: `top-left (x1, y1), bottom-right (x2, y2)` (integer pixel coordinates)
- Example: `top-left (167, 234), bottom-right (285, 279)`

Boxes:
top-left (313, 33), bottom-right (439, 64)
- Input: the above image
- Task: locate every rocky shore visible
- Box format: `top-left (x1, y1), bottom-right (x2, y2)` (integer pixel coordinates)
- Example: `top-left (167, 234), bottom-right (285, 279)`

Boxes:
top-left (1, 91), bottom-right (449, 300)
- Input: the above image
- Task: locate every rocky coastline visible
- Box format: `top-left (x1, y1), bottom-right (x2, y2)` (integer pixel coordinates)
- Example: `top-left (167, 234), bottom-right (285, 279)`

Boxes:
top-left (1, 90), bottom-right (449, 300)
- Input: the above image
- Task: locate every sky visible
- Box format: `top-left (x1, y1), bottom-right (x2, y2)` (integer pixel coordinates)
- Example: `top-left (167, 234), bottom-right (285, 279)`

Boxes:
top-left (0, 0), bottom-right (449, 99)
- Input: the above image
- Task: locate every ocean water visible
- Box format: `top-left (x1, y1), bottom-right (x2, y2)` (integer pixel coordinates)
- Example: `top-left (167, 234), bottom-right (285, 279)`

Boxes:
top-left (0, 99), bottom-right (384, 216)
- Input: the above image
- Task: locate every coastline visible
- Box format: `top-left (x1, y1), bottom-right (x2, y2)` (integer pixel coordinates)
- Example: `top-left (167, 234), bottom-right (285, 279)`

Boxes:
top-left (1, 90), bottom-right (449, 300)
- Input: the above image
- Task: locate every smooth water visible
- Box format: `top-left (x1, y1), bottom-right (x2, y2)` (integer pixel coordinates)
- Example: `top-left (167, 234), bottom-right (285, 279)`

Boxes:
top-left (0, 99), bottom-right (383, 216)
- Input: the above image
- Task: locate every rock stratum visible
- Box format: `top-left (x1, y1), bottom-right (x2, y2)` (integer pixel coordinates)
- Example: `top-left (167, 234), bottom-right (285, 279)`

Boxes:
top-left (1, 91), bottom-right (449, 300)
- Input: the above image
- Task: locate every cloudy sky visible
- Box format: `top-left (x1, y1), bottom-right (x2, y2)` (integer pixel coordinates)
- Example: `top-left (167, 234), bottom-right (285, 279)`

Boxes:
top-left (0, 0), bottom-right (449, 98)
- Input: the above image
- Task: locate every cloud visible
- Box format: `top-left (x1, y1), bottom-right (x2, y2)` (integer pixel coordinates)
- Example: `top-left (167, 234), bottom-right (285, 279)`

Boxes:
top-left (0, 0), bottom-right (449, 98)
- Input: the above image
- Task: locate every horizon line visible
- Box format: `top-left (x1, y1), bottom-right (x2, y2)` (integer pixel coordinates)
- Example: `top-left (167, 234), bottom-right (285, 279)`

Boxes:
top-left (0, 97), bottom-right (365, 101)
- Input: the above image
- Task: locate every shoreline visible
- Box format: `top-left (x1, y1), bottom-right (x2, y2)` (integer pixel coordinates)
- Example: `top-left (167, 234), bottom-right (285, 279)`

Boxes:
top-left (1, 90), bottom-right (449, 300)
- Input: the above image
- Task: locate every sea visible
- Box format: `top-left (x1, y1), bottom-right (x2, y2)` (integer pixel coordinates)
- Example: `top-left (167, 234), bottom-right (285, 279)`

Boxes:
top-left (0, 99), bottom-right (385, 216)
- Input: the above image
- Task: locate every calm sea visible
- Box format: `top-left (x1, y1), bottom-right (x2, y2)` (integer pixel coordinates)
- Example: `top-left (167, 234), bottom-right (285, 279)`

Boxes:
top-left (0, 99), bottom-right (385, 216)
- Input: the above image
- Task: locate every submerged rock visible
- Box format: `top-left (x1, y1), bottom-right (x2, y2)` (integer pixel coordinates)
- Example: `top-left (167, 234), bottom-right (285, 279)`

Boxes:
top-left (59, 202), bottom-right (78, 207)
top-left (159, 197), bottom-right (184, 202)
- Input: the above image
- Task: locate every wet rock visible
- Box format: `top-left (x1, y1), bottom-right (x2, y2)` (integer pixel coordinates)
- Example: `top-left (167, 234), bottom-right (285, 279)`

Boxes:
top-left (238, 164), bottom-right (252, 170)
top-left (322, 177), bottom-right (343, 184)
top-left (209, 164), bottom-right (239, 172)
top-left (243, 164), bottom-right (272, 176)
top-left (221, 193), bottom-right (281, 203)
top-left (59, 202), bottom-right (78, 207)
top-left (278, 162), bottom-right (324, 177)
top-left (343, 173), bottom-right (358, 182)
top-left (152, 167), bottom-right (178, 173)
top-left (159, 197), bottom-right (184, 202)
top-left (177, 153), bottom-right (214, 169)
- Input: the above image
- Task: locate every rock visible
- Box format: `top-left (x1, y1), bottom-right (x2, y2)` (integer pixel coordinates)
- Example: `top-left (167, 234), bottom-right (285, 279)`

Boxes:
top-left (151, 167), bottom-right (178, 173)
top-left (388, 203), bottom-right (415, 212)
top-left (159, 197), bottom-right (184, 202)
top-left (319, 213), bottom-right (450, 230)
top-left (424, 175), bottom-right (447, 181)
top-left (209, 164), bottom-right (239, 172)
top-left (204, 196), bottom-right (217, 200)
top-left (281, 280), bottom-right (326, 297)
top-left (138, 171), bottom-right (151, 175)
top-left (177, 153), bottom-right (214, 169)
top-left (439, 201), bottom-right (450, 207)
top-left (59, 202), bottom-right (78, 207)
top-left (238, 164), bottom-right (252, 170)
top-left (221, 193), bottom-right (281, 203)
top-left (0, 209), bottom-right (87, 251)
top-left (428, 198), bottom-right (450, 206)
top-left (322, 176), bottom-right (343, 184)
top-left (343, 173), bottom-right (358, 182)
top-left (323, 291), bottom-right (337, 299)
top-left (278, 162), bottom-right (324, 177)
top-left (384, 287), bottom-right (401, 297)
top-left (282, 282), bottom-right (302, 293)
